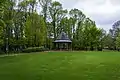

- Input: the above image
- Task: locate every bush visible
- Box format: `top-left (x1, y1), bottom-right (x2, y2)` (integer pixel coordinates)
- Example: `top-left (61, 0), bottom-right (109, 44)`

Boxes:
top-left (22, 46), bottom-right (45, 53)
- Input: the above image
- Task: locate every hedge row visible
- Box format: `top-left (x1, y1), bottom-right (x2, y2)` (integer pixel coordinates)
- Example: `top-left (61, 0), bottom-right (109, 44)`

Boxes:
top-left (22, 47), bottom-right (49, 53)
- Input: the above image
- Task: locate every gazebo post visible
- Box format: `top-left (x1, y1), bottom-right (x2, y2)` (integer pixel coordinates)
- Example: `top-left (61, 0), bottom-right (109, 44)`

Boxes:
top-left (54, 43), bottom-right (56, 50)
top-left (58, 43), bottom-right (59, 50)
top-left (67, 43), bottom-right (69, 50)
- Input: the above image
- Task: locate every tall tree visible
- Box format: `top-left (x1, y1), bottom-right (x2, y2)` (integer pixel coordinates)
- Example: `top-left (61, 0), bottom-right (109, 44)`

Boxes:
top-left (25, 13), bottom-right (46, 47)
top-left (49, 1), bottom-right (63, 40)
top-left (115, 33), bottom-right (120, 51)
top-left (39, 0), bottom-right (51, 22)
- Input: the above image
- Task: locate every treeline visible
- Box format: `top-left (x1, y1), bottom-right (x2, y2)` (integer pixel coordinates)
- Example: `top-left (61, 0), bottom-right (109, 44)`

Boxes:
top-left (0, 0), bottom-right (120, 53)
top-left (105, 21), bottom-right (120, 51)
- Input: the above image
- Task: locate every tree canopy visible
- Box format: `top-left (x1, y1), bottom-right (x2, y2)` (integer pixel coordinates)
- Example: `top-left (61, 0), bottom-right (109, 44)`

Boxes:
top-left (0, 0), bottom-right (119, 53)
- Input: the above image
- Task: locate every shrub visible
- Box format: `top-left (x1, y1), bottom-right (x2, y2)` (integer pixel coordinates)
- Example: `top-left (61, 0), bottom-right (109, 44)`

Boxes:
top-left (22, 46), bottom-right (45, 53)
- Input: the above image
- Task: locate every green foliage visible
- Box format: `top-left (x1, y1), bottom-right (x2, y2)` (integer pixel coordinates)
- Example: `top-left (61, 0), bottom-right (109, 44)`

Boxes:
top-left (22, 46), bottom-right (45, 53)
top-left (25, 13), bottom-right (47, 47)
top-left (115, 33), bottom-right (120, 49)
top-left (0, 0), bottom-right (117, 52)
top-left (103, 34), bottom-right (114, 49)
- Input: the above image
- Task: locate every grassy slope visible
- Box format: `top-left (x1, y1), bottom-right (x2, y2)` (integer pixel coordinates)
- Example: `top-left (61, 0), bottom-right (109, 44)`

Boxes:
top-left (0, 51), bottom-right (120, 80)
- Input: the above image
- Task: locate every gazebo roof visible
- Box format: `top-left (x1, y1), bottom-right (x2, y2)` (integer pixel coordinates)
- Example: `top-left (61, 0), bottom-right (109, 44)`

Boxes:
top-left (54, 32), bottom-right (72, 43)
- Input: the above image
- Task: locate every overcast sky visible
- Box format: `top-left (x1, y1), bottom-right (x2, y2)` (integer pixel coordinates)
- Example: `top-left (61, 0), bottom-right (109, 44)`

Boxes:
top-left (54, 0), bottom-right (120, 31)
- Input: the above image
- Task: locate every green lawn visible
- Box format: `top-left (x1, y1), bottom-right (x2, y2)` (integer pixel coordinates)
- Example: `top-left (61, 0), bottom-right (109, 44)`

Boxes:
top-left (0, 51), bottom-right (120, 80)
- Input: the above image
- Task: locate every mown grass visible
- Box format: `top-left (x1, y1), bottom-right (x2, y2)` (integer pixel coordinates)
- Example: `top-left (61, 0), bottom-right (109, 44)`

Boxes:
top-left (0, 51), bottom-right (120, 80)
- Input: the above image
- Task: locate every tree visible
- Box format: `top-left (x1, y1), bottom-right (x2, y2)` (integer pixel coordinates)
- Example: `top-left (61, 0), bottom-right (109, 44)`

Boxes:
top-left (25, 13), bottom-right (46, 47)
top-left (49, 1), bottom-right (63, 40)
top-left (103, 34), bottom-right (114, 50)
top-left (0, 0), bottom-right (111, 53)
top-left (116, 33), bottom-right (120, 51)
top-left (69, 9), bottom-right (86, 50)
top-left (39, 0), bottom-right (51, 22)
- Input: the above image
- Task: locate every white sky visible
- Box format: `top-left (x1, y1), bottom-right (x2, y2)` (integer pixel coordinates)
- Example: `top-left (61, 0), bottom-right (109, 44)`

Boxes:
top-left (54, 0), bottom-right (120, 31)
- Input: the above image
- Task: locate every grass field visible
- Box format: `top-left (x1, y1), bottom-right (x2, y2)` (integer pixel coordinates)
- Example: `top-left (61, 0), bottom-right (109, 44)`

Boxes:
top-left (0, 51), bottom-right (120, 80)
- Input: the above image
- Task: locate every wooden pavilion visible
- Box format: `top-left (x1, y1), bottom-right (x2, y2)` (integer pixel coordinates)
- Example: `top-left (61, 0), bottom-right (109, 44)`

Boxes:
top-left (53, 32), bottom-right (72, 50)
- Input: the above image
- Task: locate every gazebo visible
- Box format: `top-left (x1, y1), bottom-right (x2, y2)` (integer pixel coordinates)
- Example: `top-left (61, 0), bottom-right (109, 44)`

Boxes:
top-left (53, 32), bottom-right (72, 50)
